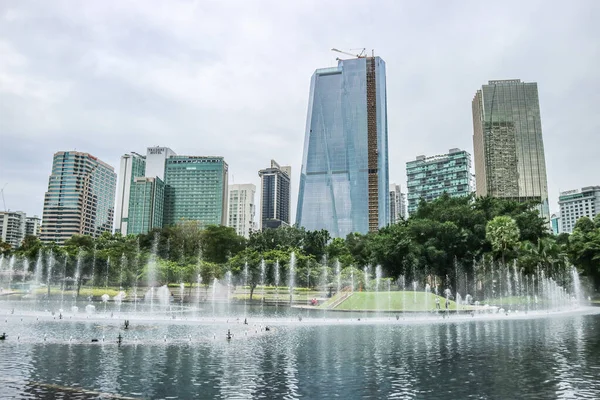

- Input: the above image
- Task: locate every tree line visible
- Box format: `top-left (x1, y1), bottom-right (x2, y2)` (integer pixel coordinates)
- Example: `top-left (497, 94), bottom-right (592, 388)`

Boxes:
top-left (2, 194), bottom-right (599, 296)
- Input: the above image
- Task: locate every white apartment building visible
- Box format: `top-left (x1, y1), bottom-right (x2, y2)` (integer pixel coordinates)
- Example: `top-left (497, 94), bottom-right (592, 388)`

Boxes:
top-left (558, 186), bottom-right (600, 233)
top-left (389, 184), bottom-right (407, 223)
top-left (0, 211), bottom-right (26, 248)
top-left (227, 184), bottom-right (256, 238)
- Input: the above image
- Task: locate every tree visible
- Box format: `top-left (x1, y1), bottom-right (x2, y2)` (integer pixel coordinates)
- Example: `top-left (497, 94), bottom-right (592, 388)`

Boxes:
top-left (574, 216), bottom-right (595, 234)
top-left (369, 222), bottom-right (415, 278)
top-left (569, 222), bottom-right (600, 290)
top-left (486, 216), bottom-right (520, 264)
top-left (200, 225), bottom-right (245, 264)
top-left (345, 232), bottom-right (372, 267)
top-left (0, 240), bottom-right (11, 256)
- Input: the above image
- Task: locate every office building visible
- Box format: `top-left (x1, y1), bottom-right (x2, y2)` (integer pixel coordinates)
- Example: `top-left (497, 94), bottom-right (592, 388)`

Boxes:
top-left (296, 55), bottom-right (389, 238)
top-left (406, 149), bottom-right (472, 215)
top-left (40, 151), bottom-right (117, 244)
top-left (127, 177), bottom-right (165, 235)
top-left (115, 152), bottom-right (146, 233)
top-left (550, 213), bottom-right (561, 235)
top-left (259, 160), bottom-right (291, 230)
top-left (163, 156), bottom-right (228, 227)
top-left (0, 211), bottom-right (26, 248)
top-left (227, 183), bottom-right (256, 238)
top-left (25, 216), bottom-right (41, 237)
top-left (558, 186), bottom-right (600, 233)
top-left (472, 79), bottom-right (549, 219)
top-left (389, 184), bottom-right (406, 223)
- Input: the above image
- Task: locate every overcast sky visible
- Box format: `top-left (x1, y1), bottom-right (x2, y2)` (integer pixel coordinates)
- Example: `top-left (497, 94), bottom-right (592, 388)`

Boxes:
top-left (1, 0), bottom-right (598, 221)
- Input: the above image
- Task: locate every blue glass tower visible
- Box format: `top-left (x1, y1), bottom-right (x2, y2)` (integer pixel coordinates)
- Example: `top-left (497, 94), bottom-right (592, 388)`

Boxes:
top-left (296, 56), bottom-right (389, 238)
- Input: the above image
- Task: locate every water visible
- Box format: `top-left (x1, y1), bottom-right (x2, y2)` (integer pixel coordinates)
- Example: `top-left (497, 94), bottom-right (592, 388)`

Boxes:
top-left (1, 303), bottom-right (599, 399)
top-left (288, 252), bottom-right (295, 304)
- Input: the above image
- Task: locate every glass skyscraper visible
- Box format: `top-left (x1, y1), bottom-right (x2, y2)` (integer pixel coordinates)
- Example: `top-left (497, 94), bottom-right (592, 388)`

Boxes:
top-left (115, 152), bottom-right (146, 234)
top-left (163, 156), bottom-right (228, 227)
top-left (296, 56), bottom-right (389, 238)
top-left (127, 177), bottom-right (165, 235)
top-left (472, 80), bottom-right (549, 219)
top-left (40, 151), bottom-right (116, 244)
top-left (406, 149), bottom-right (472, 215)
top-left (259, 160), bottom-right (291, 230)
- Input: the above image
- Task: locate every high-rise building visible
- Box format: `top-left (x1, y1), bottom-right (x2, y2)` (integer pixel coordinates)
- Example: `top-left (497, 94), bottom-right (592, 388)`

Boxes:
top-left (114, 146), bottom-right (175, 234)
top-left (389, 184), bottom-right (406, 224)
top-left (25, 216), bottom-right (41, 237)
top-left (406, 149), bottom-right (472, 215)
top-left (0, 211), bottom-right (26, 248)
top-left (558, 186), bottom-right (600, 233)
top-left (115, 152), bottom-right (146, 234)
top-left (296, 55), bottom-right (389, 238)
top-left (127, 177), bottom-right (165, 235)
top-left (145, 146), bottom-right (176, 181)
top-left (163, 156), bottom-right (228, 227)
top-left (472, 79), bottom-right (549, 219)
top-left (550, 213), bottom-right (561, 235)
top-left (40, 151), bottom-right (117, 244)
top-left (227, 183), bottom-right (256, 238)
top-left (259, 160), bottom-right (291, 230)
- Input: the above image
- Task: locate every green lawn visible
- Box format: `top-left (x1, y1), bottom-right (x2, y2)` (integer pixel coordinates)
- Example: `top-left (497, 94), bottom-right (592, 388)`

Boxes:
top-left (32, 287), bottom-right (126, 297)
top-left (332, 291), bottom-right (467, 312)
top-left (232, 289), bottom-right (323, 302)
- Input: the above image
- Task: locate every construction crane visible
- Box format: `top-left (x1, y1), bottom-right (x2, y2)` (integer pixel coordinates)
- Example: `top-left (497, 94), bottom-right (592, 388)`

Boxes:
top-left (0, 183), bottom-right (7, 212)
top-left (331, 48), bottom-right (367, 59)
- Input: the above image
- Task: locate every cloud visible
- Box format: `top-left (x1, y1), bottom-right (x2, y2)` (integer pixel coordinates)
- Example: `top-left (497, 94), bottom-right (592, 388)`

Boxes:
top-left (0, 0), bottom-right (598, 223)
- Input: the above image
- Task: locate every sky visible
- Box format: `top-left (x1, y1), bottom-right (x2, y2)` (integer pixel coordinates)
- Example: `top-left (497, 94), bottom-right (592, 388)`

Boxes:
top-left (0, 0), bottom-right (598, 221)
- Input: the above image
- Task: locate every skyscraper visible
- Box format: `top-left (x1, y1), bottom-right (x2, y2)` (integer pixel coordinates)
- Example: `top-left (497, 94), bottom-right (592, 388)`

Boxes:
top-left (114, 152), bottom-right (146, 234)
top-left (40, 151), bottom-right (116, 244)
top-left (259, 160), bottom-right (291, 230)
top-left (163, 156), bottom-right (228, 227)
top-left (406, 149), bottom-right (472, 215)
top-left (127, 177), bottom-right (165, 235)
top-left (227, 183), bottom-right (256, 238)
top-left (389, 184), bottom-right (406, 224)
top-left (472, 80), bottom-right (549, 219)
top-left (296, 55), bottom-right (389, 238)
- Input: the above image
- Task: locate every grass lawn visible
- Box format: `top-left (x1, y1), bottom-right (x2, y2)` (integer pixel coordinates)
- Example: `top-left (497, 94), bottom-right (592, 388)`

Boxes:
top-left (332, 291), bottom-right (468, 312)
top-left (232, 289), bottom-right (323, 302)
top-left (32, 287), bottom-right (125, 297)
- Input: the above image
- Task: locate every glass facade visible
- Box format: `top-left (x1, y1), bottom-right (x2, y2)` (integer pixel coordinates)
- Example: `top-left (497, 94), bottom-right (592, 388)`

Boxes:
top-left (127, 177), bottom-right (165, 235)
top-left (259, 161), bottom-right (290, 230)
top-left (472, 80), bottom-right (549, 219)
top-left (163, 156), bottom-right (228, 227)
top-left (406, 149), bottom-right (472, 215)
top-left (41, 151), bottom-right (116, 244)
top-left (296, 57), bottom-right (389, 238)
top-left (115, 152), bottom-right (146, 233)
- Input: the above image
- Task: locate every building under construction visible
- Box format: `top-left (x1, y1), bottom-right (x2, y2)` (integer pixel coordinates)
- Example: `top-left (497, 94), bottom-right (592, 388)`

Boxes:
top-left (296, 52), bottom-right (389, 238)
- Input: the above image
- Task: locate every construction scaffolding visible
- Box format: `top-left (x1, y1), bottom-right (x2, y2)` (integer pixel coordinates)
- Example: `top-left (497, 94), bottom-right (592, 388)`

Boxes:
top-left (366, 57), bottom-right (379, 232)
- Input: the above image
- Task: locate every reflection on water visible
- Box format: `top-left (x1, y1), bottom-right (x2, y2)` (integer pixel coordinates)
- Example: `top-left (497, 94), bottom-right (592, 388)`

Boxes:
top-left (1, 313), bottom-right (600, 398)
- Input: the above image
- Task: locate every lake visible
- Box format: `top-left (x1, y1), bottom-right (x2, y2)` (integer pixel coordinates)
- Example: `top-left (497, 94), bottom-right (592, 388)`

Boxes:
top-left (1, 305), bottom-right (599, 399)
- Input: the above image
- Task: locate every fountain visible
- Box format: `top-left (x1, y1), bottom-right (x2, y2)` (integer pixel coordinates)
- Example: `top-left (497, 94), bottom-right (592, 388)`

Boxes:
top-left (289, 252), bottom-right (296, 305)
